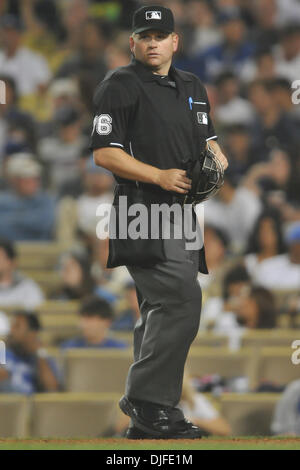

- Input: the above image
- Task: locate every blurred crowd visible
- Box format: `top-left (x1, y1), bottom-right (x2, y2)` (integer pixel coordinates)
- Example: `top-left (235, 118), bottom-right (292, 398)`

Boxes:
top-left (0, 0), bottom-right (300, 436)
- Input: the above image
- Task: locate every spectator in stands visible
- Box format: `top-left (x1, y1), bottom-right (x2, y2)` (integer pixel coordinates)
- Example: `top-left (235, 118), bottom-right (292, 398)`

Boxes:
top-left (51, 249), bottom-right (95, 301)
top-left (244, 209), bottom-right (286, 279)
top-left (203, 278), bottom-right (277, 349)
top-left (275, 24), bottom-right (300, 82)
top-left (0, 311), bottom-right (59, 394)
top-left (197, 225), bottom-right (230, 297)
top-left (222, 125), bottom-right (255, 182)
top-left (183, 0), bottom-right (221, 56)
top-left (214, 71), bottom-right (255, 126)
top-left (91, 236), bottom-right (135, 300)
top-left (0, 154), bottom-right (56, 241)
top-left (77, 155), bottom-right (114, 238)
top-left (234, 286), bottom-right (277, 329)
top-left (240, 49), bottom-right (277, 84)
top-left (200, 264), bottom-right (251, 332)
top-left (17, 0), bottom-right (66, 68)
top-left (0, 14), bottom-right (51, 97)
top-left (38, 106), bottom-right (88, 194)
top-left (49, 79), bottom-right (80, 115)
top-left (247, 79), bottom-right (299, 160)
top-left (0, 239), bottom-right (44, 309)
top-left (55, 18), bottom-right (108, 84)
top-left (253, 222), bottom-right (300, 290)
top-left (56, 148), bottom-right (91, 201)
top-left (242, 147), bottom-right (300, 209)
top-left (178, 371), bottom-right (232, 436)
top-left (3, 117), bottom-right (36, 164)
top-left (271, 379), bottom-right (300, 435)
top-left (105, 34), bottom-right (132, 70)
top-left (37, 78), bottom-right (80, 138)
top-left (60, 296), bottom-right (127, 349)
top-left (190, 9), bottom-right (255, 82)
top-left (204, 171), bottom-right (263, 253)
top-left (0, 75), bottom-right (36, 160)
top-left (111, 280), bottom-right (140, 331)
top-left (270, 78), bottom-right (300, 123)
top-left (252, 0), bottom-right (280, 51)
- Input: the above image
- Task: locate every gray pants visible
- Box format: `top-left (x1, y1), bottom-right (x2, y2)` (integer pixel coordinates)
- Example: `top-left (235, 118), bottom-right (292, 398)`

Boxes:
top-left (125, 217), bottom-right (202, 408)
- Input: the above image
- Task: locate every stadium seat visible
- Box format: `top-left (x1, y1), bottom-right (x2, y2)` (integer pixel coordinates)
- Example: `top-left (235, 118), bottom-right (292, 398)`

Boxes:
top-left (192, 333), bottom-right (228, 348)
top-left (37, 301), bottom-right (80, 341)
top-left (31, 393), bottom-right (120, 438)
top-left (185, 347), bottom-right (257, 385)
top-left (241, 330), bottom-right (300, 349)
top-left (220, 393), bottom-right (280, 436)
top-left (0, 395), bottom-right (29, 438)
top-left (16, 243), bottom-right (65, 270)
top-left (21, 270), bottom-right (61, 296)
top-left (272, 289), bottom-right (300, 312)
top-left (109, 333), bottom-right (229, 348)
top-left (38, 313), bottom-right (79, 337)
top-left (63, 349), bottom-right (133, 393)
top-left (38, 301), bottom-right (79, 315)
top-left (4, 301), bottom-right (80, 345)
top-left (253, 347), bottom-right (300, 388)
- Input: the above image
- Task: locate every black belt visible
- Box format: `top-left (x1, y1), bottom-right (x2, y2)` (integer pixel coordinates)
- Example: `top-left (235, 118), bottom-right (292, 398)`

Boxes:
top-left (115, 183), bottom-right (184, 205)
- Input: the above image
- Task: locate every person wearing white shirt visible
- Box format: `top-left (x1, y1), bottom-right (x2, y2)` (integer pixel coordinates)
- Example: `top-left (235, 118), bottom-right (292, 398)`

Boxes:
top-left (178, 372), bottom-right (232, 436)
top-left (0, 15), bottom-right (51, 97)
top-left (0, 240), bottom-right (44, 310)
top-left (214, 72), bottom-right (255, 126)
top-left (77, 156), bottom-right (114, 237)
top-left (204, 173), bottom-right (262, 254)
top-left (244, 209), bottom-right (286, 279)
top-left (253, 223), bottom-right (300, 290)
top-left (273, 24), bottom-right (300, 83)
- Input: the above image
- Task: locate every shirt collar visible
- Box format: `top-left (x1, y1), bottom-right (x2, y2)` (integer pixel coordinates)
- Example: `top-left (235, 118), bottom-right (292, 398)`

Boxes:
top-left (130, 57), bottom-right (193, 83)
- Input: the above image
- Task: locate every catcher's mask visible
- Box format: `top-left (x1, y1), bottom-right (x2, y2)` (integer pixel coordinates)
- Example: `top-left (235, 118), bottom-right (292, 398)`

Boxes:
top-left (182, 144), bottom-right (224, 206)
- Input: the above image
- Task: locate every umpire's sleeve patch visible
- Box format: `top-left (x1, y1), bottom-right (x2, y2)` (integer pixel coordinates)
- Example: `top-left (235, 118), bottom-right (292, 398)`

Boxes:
top-left (93, 114), bottom-right (113, 136)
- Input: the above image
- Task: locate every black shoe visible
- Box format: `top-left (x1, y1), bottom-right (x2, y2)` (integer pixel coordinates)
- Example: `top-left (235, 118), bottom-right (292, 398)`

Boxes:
top-left (126, 423), bottom-right (204, 440)
top-left (119, 395), bottom-right (203, 439)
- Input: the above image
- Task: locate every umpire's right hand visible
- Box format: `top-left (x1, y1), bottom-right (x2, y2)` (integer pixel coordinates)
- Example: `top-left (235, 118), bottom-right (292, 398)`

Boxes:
top-left (156, 169), bottom-right (192, 194)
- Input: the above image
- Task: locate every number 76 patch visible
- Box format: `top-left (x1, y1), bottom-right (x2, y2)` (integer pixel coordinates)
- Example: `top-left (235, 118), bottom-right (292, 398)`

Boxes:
top-left (197, 112), bottom-right (208, 125)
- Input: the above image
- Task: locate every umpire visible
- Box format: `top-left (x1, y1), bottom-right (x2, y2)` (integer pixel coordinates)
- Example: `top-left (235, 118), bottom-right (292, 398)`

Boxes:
top-left (91, 5), bottom-right (228, 439)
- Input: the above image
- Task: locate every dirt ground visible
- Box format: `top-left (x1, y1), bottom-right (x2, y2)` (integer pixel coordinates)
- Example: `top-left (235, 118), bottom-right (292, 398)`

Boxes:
top-left (1, 437), bottom-right (300, 445)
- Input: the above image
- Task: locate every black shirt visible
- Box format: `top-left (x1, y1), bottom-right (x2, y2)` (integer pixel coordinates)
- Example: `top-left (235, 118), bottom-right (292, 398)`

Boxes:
top-left (90, 57), bottom-right (217, 184)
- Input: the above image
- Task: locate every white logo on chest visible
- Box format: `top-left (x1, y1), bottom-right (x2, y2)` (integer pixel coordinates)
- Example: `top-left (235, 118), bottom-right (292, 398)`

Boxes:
top-left (197, 112), bottom-right (208, 125)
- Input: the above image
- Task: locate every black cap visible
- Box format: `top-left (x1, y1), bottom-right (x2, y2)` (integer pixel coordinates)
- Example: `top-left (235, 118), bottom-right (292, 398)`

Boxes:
top-left (132, 5), bottom-right (174, 35)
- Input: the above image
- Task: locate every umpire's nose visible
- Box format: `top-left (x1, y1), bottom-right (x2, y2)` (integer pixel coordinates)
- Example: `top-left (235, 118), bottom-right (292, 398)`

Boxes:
top-left (148, 38), bottom-right (158, 49)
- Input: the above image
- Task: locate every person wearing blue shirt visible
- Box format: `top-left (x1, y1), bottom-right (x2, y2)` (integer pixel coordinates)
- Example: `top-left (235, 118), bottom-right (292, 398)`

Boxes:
top-left (111, 280), bottom-right (140, 332)
top-left (175, 10), bottom-right (255, 83)
top-left (0, 312), bottom-right (60, 394)
top-left (0, 154), bottom-right (56, 241)
top-left (61, 296), bottom-right (128, 350)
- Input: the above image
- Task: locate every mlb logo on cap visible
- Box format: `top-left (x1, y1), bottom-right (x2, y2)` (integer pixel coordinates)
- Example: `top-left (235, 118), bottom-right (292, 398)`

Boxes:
top-left (132, 5), bottom-right (175, 34)
top-left (146, 11), bottom-right (162, 20)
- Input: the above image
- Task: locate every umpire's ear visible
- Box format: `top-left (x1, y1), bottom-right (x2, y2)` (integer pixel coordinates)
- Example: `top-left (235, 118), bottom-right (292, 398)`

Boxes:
top-left (129, 34), bottom-right (135, 54)
top-left (172, 32), bottom-right (179, 53)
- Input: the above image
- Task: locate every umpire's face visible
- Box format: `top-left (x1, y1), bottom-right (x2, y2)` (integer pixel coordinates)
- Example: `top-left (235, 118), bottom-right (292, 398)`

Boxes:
top-left (130, 30), bottom-right (178, 72)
